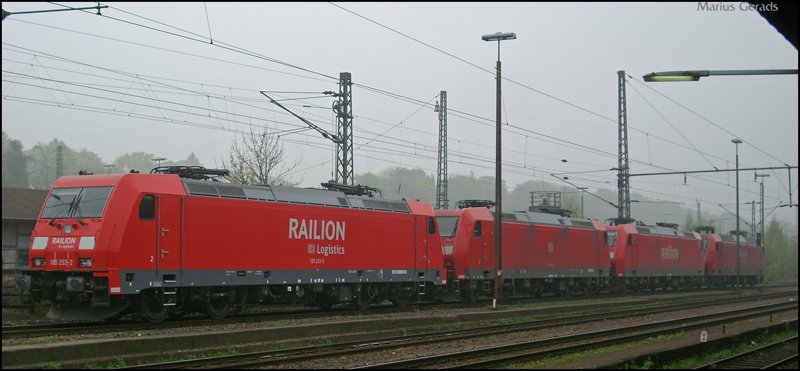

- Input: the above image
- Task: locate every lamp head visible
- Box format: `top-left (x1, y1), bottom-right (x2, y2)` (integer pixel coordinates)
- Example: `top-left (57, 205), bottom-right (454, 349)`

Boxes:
top-left (643, 70), bottom-right (709, 82)
top-left (482, 32), bottom-right (516, 42)
top-left (731, 139), bottom-right (742, 144)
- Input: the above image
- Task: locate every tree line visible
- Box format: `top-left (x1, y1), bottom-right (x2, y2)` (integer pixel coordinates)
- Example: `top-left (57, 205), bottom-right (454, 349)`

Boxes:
top-left (2, 131), bottom-right (201, 190)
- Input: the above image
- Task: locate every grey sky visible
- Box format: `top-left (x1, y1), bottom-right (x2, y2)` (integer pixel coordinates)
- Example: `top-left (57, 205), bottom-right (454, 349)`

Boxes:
top-left (2, 2), bottom-right (797, 228)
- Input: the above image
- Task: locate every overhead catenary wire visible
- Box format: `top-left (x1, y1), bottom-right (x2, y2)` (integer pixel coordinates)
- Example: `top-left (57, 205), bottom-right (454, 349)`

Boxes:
top-left (1, 58), bottom-right (776, 215)
top-left (16, 6), bottom-right (743, 174)
top-left (328, 2), bottom-right (794, 172)
top-left (1, 18), bottom-right (754, 184)
top-left (3, 8), bottom-right (791, 215)
top-left (3, 45), bottom-right (776, 202)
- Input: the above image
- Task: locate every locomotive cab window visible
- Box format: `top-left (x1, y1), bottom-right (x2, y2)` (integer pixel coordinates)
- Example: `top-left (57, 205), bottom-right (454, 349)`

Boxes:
top-left (474, 221), bottom-right (482, 237)
top-left (436, 216), bottom-right (459, 238)
top-left (139, 195), bottom-right (155, 220)
top-left (41, 186), bottom-right (113, 219)
top-left (428, 217), bottom-right (436, 235)
top-left (605, 231), bottom-right (617, 246)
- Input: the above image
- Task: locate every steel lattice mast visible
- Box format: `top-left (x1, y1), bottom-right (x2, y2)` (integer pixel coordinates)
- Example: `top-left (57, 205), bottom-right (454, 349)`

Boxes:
top-left (617, 70), bottom-right (631, 220)
top-left (335, 72), bottom-right (353, 185)
top-left (435, 90), bottom-right (448, 209)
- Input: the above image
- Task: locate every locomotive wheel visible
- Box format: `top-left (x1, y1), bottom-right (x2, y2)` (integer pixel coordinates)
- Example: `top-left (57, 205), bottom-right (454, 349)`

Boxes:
top-left (391, 285), bottom-right (415, 309)
top-left (391, 295), bottom-right (412, 309)
top-left (139, 289), bottom-right (169, 323)
top-left (205, 296), bottom-right (231, 319)
top-left (464, 288), bottom-right (478, 303)
top-left (357, 285), bottom-right (373, 310)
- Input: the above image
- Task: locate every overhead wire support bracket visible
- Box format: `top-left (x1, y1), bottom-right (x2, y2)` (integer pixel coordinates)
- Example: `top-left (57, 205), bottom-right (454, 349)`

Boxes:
top-left (260, 91), bottom-right (342, 144)
top-left (2, 3), bottom-right (108, 20)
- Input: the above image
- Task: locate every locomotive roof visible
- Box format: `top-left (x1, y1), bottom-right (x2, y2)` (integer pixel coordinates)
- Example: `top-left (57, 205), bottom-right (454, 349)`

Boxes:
top-left (181, 178), bottom-right (412, 213)
top-left (50, 173), bottom-right (416, 214)
top-left (446, 207), bottom-right (600, 229)
top-left (613, 223), bottom-right (699, 238)
top-left (717, 233), bottom-right (758, 245)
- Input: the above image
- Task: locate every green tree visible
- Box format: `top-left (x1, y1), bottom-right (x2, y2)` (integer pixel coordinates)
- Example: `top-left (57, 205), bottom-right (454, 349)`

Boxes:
top-left (25, 140), bottom-right (104, 189)
top-left (447, 173), bottom-right (496, 207)
top-left (561, 193), bottom-right (582, 218)
top-left (2, 131), bottom-right (30, 188)
top-left (684, 212), bottom-right (696, 231)
top-left (506, 179), bottom-right (545, 212)
top-left (764, 218), bottom-right (798, 282)
top-left (181, 152), bottom-right (202, 166)
top-left (114, 152), bottom-right (205, 174)
top-left (377, 167), bottom-right (434, 202)
top-left (114, 151), bottom-right (156, 173)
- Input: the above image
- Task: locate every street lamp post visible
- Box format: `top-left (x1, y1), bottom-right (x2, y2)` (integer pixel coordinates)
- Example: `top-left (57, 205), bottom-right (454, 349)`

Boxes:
top-left (577, 187), bottom-right (588, 218)
top-left (152, 157), bottom-right (167, 168)
top-left (482, 31), bottom-right (515, 309)
top-left (643, 68), bottom-right (797, 286)
top-left (732, 138), bottom-right (742, 285)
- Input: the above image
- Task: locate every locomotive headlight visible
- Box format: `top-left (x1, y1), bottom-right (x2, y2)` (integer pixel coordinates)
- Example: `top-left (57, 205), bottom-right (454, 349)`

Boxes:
top-left (78, 258), bottom-right (93, 268)
top-left (33, 258), bottom-right (47, 267)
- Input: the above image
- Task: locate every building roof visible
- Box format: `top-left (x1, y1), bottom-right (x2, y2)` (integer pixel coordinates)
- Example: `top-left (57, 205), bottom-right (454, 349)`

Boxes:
top-left (2, 188), bottom-right (48, 221)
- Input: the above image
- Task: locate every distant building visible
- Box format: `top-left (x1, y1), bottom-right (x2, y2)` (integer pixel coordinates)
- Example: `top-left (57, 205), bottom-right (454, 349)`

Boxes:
top-left (2, 188), bottom-right (48, 271)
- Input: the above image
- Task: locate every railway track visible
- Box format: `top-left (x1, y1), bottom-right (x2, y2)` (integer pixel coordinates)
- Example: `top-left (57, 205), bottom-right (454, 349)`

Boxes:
top-left (3, 283), bottom-right (793, 340)
top-left (694, 335), bottom-right (798, 369)
top-left (359, 303), bottom-right (798, 369)
top-left (1, 303), bottom-right (391, 340)
top-left (119, 290), bottom-right (797, 369)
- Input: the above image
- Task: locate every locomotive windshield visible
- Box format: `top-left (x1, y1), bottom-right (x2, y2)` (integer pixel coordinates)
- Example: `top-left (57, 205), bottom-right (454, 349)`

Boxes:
top-left (605, 230), bottom-right (618, 246)
top-left (436, 216), bottom-right (459, 238)
top-left (41, 186), bottom-right (113, 219)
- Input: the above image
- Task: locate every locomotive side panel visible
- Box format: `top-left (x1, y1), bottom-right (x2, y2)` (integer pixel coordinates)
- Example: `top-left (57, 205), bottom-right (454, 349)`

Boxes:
top-left (114, 195), bottom-right (427, 293)
top-left (715, 235), bottom-right (764, 281)
top-left (618, 229), bottom-right (703, 277)
top-left (179, 196), bottom-right (415, 269)
top-left (563, 226), bottom-right (610, 274)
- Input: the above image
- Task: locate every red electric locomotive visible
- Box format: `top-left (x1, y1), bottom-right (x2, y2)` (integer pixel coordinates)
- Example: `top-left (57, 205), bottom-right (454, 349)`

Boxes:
top-left (606, 223), bottom-right (705, 291)
top-left (18, 166), bottom-right (444, 322)
top-left (695, 226), bottom-right (764, 287)
top-left (435, 201), bottom-right (610, 301)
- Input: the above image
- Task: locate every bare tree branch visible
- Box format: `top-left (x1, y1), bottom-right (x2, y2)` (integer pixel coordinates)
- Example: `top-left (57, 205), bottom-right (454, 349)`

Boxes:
top-left (220, 126), bottom-right (300, 186)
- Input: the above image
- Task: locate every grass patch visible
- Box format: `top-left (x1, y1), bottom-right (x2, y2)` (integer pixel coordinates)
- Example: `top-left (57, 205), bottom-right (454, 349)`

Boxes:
top-left (657, 328), bottom-right (798, 369)
top-left (507, 332), bottom-right (686, 369)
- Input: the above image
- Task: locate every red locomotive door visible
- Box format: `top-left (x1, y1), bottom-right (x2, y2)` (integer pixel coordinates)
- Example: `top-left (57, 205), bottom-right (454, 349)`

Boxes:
top-left (481, 221), bottom-right (492, 270)
top-left (156, 195), bottom-right (183, 274)
top-left (418, 216), bottom-right (430, 276)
